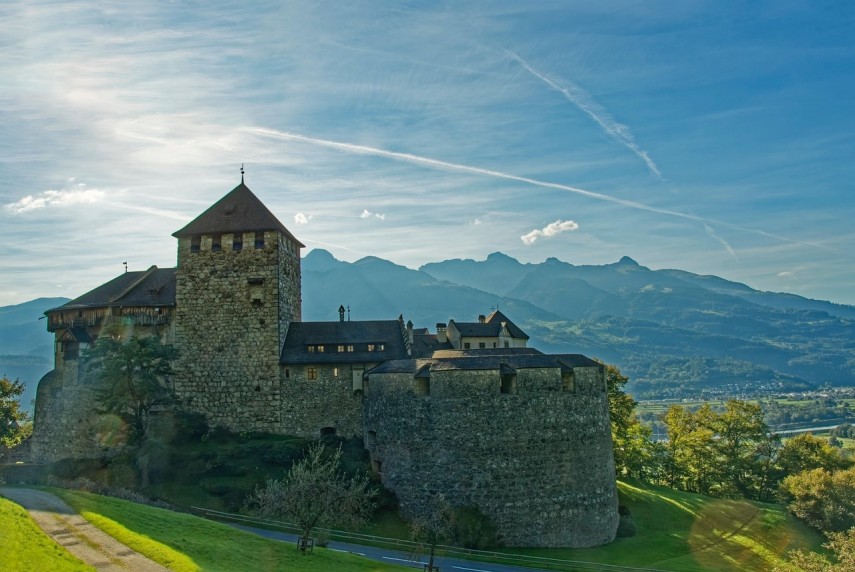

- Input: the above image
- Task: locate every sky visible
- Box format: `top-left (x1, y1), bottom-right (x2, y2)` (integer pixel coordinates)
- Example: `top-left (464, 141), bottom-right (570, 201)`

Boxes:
top-left (2, 1), bottom-right (854, 307)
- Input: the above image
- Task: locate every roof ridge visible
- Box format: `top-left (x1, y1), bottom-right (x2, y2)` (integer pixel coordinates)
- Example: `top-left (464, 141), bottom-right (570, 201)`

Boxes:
top-left (108, 265), bottom-right (159, 303)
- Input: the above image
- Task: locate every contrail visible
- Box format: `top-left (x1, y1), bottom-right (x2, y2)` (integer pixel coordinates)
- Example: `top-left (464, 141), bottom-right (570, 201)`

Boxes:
top-left (251, 127), bottom-right (685, 218)
top-left (248, 126), bottom-right (831, 251)
top-left (704, 223), bottom-right (738, 259)
top-left (505, 49), bottom-right (663, 179)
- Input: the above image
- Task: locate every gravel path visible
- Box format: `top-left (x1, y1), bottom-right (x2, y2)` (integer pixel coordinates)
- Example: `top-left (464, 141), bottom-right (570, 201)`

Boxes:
top-left (0, 487), bottom-right (169, 571)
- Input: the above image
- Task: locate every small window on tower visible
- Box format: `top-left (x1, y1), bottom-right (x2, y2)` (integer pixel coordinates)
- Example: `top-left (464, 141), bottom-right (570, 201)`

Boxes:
top-left (190, 236), bottom-right (201, 253)
top-left (333, 368), bottom-right (339, 377)
top-left (479, 342), bottom-right (486, 349)
top-left (367, 344), bottom-right (375, 352)
top-left (308, 345), bottom-right (315, 353)
top-left (255, 231), bottom-right (265, 249)
top-left (347, 345), bottom-right (354, 352)
top-left (317, 345), bottom-right (324, 353)
top-left (307, 367), bottom-right (317, 380)
top-left (464, 342), bottom-right (471, 349)
top-left (212, 234), bottom-right (222, 252)
top-left (233, 236), bottom-right (242, 251)
top-left (338, 345), bottom-right (345, 352)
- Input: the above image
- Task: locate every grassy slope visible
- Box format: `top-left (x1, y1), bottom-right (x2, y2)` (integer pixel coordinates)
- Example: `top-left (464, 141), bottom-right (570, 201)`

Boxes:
top-left (506, 479), bottom-right (823, 572)
top-left (0, 496), bottom-right (94, 572)
top-left (52, 488), bottom-right (405, 572)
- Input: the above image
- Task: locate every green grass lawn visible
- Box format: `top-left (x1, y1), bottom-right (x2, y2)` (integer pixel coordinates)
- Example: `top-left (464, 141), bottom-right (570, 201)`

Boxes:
top-left (51, 488), bottom-right (406, 572)
top-left (500, 479), bottom-right (823, 572)
top-left (0, 495), bottom-right (94, 572)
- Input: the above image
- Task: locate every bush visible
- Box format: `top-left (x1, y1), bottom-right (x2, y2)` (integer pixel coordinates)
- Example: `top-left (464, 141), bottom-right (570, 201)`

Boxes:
top-left (453, 504), bottom-right (498, 549)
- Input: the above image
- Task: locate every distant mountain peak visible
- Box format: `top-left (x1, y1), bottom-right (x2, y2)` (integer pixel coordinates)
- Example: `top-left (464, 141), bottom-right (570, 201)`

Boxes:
top-left (486, 251), bottom-right (517, 262)
top-left (302, 248), bottom-right (341, 272)
top-left (618, 256), bottom-right (639, 266)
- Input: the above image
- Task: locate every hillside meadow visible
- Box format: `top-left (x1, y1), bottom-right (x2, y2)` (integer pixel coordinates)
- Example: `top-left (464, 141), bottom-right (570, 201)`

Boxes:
top-left (1, 479), bottom-right (823, 572)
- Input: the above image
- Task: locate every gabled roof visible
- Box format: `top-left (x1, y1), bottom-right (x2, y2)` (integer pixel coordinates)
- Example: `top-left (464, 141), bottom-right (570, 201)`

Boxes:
top-left (448, 310), bottom-right (529, 340)
top-left (172, 182), bottom-right (304, 247)
top-left (47, 266), bottom-right (177, 313)
top-left (280, 320), bottom-right (409, 364)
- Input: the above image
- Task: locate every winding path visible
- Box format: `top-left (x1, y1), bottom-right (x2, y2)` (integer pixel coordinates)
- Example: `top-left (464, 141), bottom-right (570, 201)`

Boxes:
top-left (0, 487), bottom-right (168, 571)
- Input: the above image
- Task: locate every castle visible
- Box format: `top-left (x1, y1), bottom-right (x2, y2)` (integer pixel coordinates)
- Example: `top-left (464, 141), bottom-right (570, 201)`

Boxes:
top-left (31, 178), bottom-right (619, 548)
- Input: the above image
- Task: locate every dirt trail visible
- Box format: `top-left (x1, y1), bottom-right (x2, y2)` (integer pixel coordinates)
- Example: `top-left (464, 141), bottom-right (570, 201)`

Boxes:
top-left (0, 487), bottom-right (169, 571)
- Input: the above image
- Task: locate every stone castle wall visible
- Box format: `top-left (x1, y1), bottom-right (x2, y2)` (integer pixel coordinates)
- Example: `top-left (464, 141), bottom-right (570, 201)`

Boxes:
top-left (30, 364), bottom-right (107, 463)
top-left (279, 363), bottom-right (366, 437)
top-left (172, 231), bottom-right (300, 432)
top-left (363, 364), bottom-right (619, 548)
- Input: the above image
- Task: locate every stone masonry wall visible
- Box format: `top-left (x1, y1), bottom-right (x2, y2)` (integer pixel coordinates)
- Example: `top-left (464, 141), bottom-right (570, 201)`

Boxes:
top-left (363, 365), bottom-right (619, 548)
top-left (30, 363), bottom-right (107, 463)
top-left (173, 231), bottom-right (300, 432)
top-left (279, 363), bottom-right (366, 437)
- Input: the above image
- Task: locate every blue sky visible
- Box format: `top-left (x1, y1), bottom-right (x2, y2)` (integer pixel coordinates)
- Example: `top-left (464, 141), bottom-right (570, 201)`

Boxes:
top-left (2, 1), bottom-right (854, 307)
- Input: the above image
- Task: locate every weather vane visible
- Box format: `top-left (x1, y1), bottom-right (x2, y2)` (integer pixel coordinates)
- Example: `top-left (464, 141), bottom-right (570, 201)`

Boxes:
top-left (240, 163), bottom-right (245, 183)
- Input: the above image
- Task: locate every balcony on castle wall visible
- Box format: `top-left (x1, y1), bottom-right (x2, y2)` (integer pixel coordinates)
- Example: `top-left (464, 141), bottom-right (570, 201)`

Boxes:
top-left (48, 315), bottom-right (103, 331)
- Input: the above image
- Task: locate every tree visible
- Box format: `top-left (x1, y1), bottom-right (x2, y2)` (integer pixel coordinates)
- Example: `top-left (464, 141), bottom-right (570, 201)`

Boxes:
top-left (712, 400), bottom-right (775, 498)
top-left (248, 443), bottom-right (375, 551)
top-left (409, 493), bottom-right (455, 572)
top-left (85, 332), bottom-right (178, 445)
top-left (777, 527), bottom-right (855, 572)
top-left (780, 466), bottom-right (855, 534)
top-left (778, 434), bottom-right (850, 477)
top-left (1, 376), bottom-right (30, 448)
top-left (604, 364), bottom-right (656, 478)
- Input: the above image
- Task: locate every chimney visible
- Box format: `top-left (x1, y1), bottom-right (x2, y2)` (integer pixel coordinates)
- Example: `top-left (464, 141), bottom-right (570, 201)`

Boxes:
top-left (338, 305), bottom-right (345, 322)
top-left (436, 323), bottom-right (447, 343)
top-left (478, 314), bottom-right (486, 323)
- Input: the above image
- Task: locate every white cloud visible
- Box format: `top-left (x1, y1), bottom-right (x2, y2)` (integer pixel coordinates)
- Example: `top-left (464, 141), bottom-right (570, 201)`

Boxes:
top-left (294, 212), bottom-right (312, 224)
top-left (521, 219), bottom-right (579, 245)
top-left (472, 218), bottom-right (482, 225)
top-left (360, 209), bottom-right (385, 220)
top-left (5, 185), bottom-right (105, 214)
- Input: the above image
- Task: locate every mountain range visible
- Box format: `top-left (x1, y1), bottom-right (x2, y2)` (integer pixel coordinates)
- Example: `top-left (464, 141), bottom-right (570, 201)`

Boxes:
top-left (2, 252), bottom-right (854, 411)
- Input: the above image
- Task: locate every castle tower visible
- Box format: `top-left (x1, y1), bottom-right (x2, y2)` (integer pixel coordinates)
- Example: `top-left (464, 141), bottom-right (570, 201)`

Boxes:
top-left (172, 179), bottom-right (302, 432)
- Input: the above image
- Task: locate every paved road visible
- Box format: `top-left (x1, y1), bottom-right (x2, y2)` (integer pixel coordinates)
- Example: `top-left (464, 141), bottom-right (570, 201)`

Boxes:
top-left (227, 522), bottom-right (568, 572)
top-left (0, 487), bottom-right (168, 572)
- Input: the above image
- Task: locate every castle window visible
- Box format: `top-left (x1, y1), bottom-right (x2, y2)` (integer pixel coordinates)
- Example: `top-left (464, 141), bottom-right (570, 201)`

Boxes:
top-left (320, 426), bottom-right (336, 437)
top-left (212, 234), bottom-right (222, 252)
top-left (307, 345), bottom-right (315, 353)
top-left (372, 459), bottom-right (382, 474)
top-left (367, 344), bottom-right (375, 352)
top-left (255, 231), bottom-right (265, 249)
top-left (415, 378), bottom-right (430, 396)
top-left (233, 236), bottom-right (242, 251)
top-left (307, 367), bottom-right (317, 380)
top-left (190, 236), bottom-right (201, 253)
top-left (337, 345), bottom-right (345, 352)
top-left (317, 345), bottom-right (325, 353)
top-left (479, 342), bottom-right (486, 349)
top-left (285, 369), bottom-right (290, 378)
top-left (504, 341), bottom-right (510, 348)
top-left (366, 430), bottom-right (377, 448)
top-left (562, 371), bottom-right (575, 392)
top-left (500, 373), bottom-right (517, 395)
top-left (464, 342), bottom-right (471, 349)
top-left (333, 368), bottom-right (339, 377)
top-left (493, 342), bottom-right (497, 348)
top-left (378, 343), bottom-right (385, 351)
top-left (347, 345), bottom-right (354, 352)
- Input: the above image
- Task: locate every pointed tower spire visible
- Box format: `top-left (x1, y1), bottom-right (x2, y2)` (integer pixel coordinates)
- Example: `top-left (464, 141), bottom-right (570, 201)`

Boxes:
top-left (240, 163), bottom-right (245, 184)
